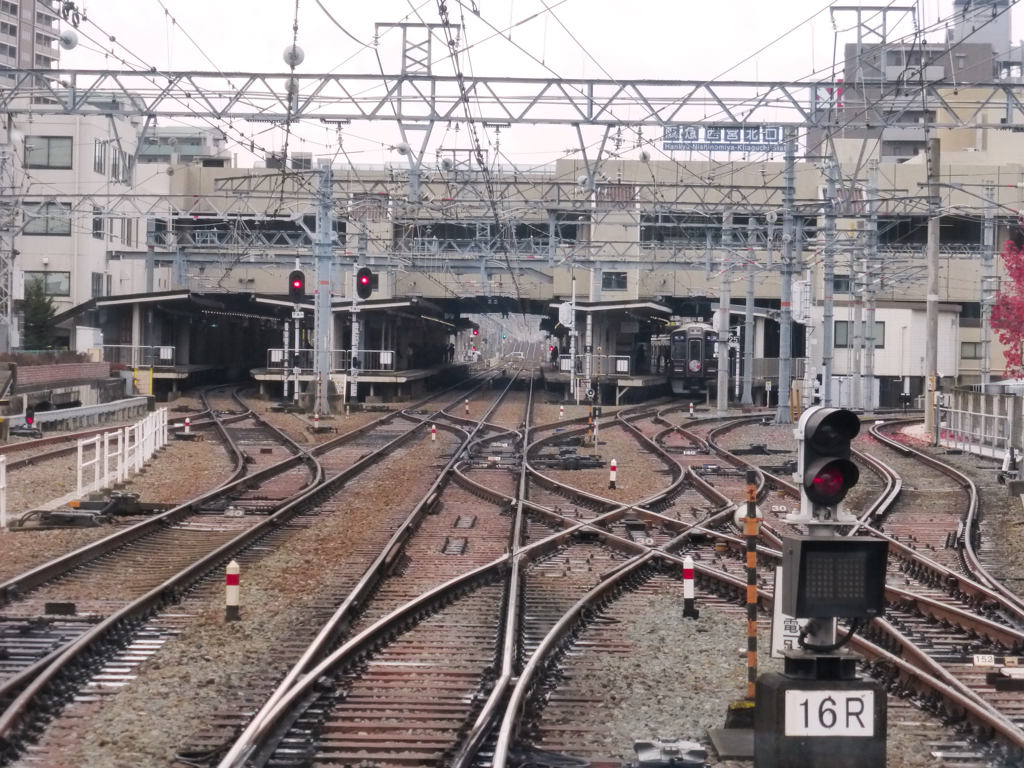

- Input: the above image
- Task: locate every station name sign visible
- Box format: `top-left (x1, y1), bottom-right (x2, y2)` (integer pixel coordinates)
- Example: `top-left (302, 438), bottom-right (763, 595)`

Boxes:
top-left (663, 124), bottom-right (786, 152)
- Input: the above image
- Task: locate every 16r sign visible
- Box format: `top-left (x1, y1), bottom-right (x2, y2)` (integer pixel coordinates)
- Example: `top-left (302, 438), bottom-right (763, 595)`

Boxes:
top-left (784, 689), bottom-right (874, 737)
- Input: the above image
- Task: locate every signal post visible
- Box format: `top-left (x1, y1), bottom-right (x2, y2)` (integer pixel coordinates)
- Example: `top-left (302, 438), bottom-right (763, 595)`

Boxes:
top-left (287, 269), bottom-right (305, 404)
top-left (755, 406), bottom-right (888, 767)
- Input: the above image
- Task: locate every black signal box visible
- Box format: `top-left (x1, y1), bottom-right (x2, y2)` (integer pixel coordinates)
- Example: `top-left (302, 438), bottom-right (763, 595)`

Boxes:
top-left (782, 536), bottom-right (888, 619)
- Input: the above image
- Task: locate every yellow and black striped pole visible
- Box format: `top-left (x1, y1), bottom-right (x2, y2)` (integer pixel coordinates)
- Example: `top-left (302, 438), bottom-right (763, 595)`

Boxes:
top-left (745, 468), bottom-right (759, 700)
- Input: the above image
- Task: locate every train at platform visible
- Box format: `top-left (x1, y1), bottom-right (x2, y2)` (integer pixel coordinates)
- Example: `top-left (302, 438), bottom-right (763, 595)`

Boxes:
top-left (649, 321), bottom-right (719, 395)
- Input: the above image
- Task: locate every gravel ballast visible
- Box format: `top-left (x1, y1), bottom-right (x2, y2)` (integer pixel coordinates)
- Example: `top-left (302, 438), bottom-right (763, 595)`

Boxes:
top-left (3, 403), bottom-right (1014, 767)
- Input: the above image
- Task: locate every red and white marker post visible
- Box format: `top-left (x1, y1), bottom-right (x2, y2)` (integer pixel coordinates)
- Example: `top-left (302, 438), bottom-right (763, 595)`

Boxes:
top-left (184, 416), bottom-right (191, 434)
top-left (559, 405), bottom-right (564, 419)
top-left (683, 554), bottom-right (699, 618)
top-left (688, 402), bottom-right (695, 418)
top-left (431, 424), bottom-right (437, 441)
top-left (465, 399), bottom-right (470, 415)
top-left (609, 459), bottom-right (617, 489)
top-left (225, 560), bottom-right (240, 621)
top-left (313, 412), bottom-right (320, 430)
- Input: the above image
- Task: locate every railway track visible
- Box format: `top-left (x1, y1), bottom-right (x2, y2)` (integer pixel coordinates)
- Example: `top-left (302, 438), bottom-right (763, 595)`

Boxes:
top-left (5, 399), bottom-right (1024, 766)
top-left (0, 378), bottom-right (512, 764)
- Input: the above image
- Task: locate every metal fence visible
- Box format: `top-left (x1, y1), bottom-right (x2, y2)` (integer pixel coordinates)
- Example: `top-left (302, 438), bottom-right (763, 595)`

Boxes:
top-left (938, 390), bottom-right (1020, 460)
top-left (102, 345), bottom-right (176, 367)
top-left (267, 348), bottom-right (397, 372)
top-left (77, 408), bottom-right (168, 496)
top-left (557, 354), bottom-right (634, 375)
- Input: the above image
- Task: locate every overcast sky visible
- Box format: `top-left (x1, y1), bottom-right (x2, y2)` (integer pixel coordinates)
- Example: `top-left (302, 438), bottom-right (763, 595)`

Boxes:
top-left (57, 1), bottom-right (1023, 167)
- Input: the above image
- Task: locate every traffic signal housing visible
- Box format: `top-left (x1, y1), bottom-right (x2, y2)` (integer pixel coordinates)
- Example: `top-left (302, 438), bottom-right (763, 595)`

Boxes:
top-left (798, 406), bottom-right (860, 514)
top-left (25, 406), bottom-right (34, 426)
top-left (288, 270), bottom-right (305, 302)
top-left (356, 267), bottom-right (373, 300)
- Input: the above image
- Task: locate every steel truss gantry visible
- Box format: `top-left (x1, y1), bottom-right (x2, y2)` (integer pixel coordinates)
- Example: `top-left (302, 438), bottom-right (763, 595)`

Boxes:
top-left (5, 69), bottom-right (1024, 130)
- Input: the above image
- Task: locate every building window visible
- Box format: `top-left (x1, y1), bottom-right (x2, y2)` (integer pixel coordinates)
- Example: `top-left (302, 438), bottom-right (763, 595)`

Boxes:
top-left (91, 272), bottom-right (104, 298)
top-left (107, 148), bottom-right (133, 184)
top-left (22, 201), bottom-right (71, 235)
top-left (961, 341), bottom-right (983, 359)
top-left (832, 274), bottom-right (851, 293)
top-left (0, 2), bottom-right (16, 16)
top-left (602, 271), bottom-right (628, 291)
top-left (23, 270), bottom-right (70, 296)
top-left (93, 139), bottom-right (106, 174)
top-left (34, 53), bottom-right (53, 68)
top-left (834, 320), bottom-right (885, 349)
top-left (0, 22), bottom-right (15, 37)
top-left (92, 208), bottom-right (103, 239)
top-left (25, 136), bottom-right (72, 169)
top-left (0, 42), bottom-right (15, 58)
top-left (125, 217), bottom-right (134, 247)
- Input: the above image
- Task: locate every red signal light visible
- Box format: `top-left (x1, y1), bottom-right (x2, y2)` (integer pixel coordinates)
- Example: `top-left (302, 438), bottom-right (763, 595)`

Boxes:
top-left (800, 407), bottom-right (860, 507)
top-left (473, 329), bottom-right (479, 336)
top-left (359, 274), bottom-right (370, 285)
top-left (811, 465), bottom-right (847, 499)
top-left (288, 270), bottom-right (305, 301)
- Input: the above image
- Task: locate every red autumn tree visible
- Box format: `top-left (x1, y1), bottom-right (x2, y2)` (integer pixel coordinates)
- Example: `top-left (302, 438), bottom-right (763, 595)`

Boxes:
top-left (990, 235), bottom-right (1024, 378)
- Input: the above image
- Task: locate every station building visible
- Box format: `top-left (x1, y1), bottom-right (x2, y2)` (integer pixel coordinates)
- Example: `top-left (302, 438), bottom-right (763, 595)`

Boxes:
top-left (3, 0), bottom-right (1023, 407)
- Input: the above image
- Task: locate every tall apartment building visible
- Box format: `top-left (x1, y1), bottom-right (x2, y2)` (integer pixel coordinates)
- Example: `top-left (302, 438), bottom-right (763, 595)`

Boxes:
top-left (0, 0), bottom-right (60, 74)
top-left (809, 0), bottom-right (1019, 163)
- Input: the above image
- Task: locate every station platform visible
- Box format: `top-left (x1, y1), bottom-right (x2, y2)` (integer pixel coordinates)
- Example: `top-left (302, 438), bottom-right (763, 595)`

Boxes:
top-left (538, 368), bottom-right (672, 404)
top-left (250, 363), bottom-right (471, 402)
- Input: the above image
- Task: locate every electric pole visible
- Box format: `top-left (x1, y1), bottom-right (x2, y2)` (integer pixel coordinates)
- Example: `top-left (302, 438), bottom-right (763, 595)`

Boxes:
top-left (718, 210), bottom-right (733, 416)
top-left (822, 160), bottom-right (837, 406)
top-left (776, 129), bottom-right (797, 424)
top-left (313, 159), bottom-right (334, 417)
top-left (925, 138), bottom-right (940, 440)
top-left (863, 161), bottom-right (879, 415)
top-left (742, 217), bottom-right (756, 406)
top-left (982, 181), bottom-right (995, 389)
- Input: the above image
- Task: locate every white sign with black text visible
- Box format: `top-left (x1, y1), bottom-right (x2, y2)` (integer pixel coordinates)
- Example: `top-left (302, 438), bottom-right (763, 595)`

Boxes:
top-left (784, 689), bottom-right (875, 737)
top-left (770, 567), bottom-right (808, 658)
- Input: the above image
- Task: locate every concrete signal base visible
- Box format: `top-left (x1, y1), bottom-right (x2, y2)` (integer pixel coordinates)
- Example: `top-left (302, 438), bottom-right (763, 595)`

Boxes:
top-left (754, 654), bottom-right (886, 767)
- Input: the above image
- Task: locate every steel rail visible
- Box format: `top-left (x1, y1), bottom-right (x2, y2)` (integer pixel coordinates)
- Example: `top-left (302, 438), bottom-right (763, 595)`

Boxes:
top-left (871, 419), bottom-right (1024, 620)
top-left (222, 513), bottom-right (631, 768)
top-left (0, 380), bottom-right (498, 758)
top-left (213, 374), bottom-right (521, 764)
top-left (0, 411), bottom-right (323, 757)
top-left (451, 377), bottom-right (536, 768)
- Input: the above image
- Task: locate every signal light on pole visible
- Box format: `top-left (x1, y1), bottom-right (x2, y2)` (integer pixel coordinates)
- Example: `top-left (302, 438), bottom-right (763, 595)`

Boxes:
top-left (355, 267), bottom-right (373, 300)
top-left (25, 406), bottom-right (34, 426)
top-left (797, 406), bottom-right (860, 516)
top-left (288, 270), bottom-right (305, 302)
top-left (472, 328), bottom-right (479, 336)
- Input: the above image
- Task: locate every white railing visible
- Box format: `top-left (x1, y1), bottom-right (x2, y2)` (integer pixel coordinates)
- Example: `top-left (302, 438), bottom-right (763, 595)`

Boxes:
top-left (557, 354), bottom-right (635, 375)
top-left (267, 348), bottom-right (396, 372)
top-left (937, 389), bottom-right (1020, 461)
top-left (333, 349), bottom-right (397, 372)
top-left (77, 409), bottom-right (168, 496)
top-left (102, 345), bottom-right (176, 367)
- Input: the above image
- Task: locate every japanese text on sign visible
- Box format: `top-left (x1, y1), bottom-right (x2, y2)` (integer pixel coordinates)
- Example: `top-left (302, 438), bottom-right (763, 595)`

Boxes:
top-left (663, 124), bottom-right (786, 152)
